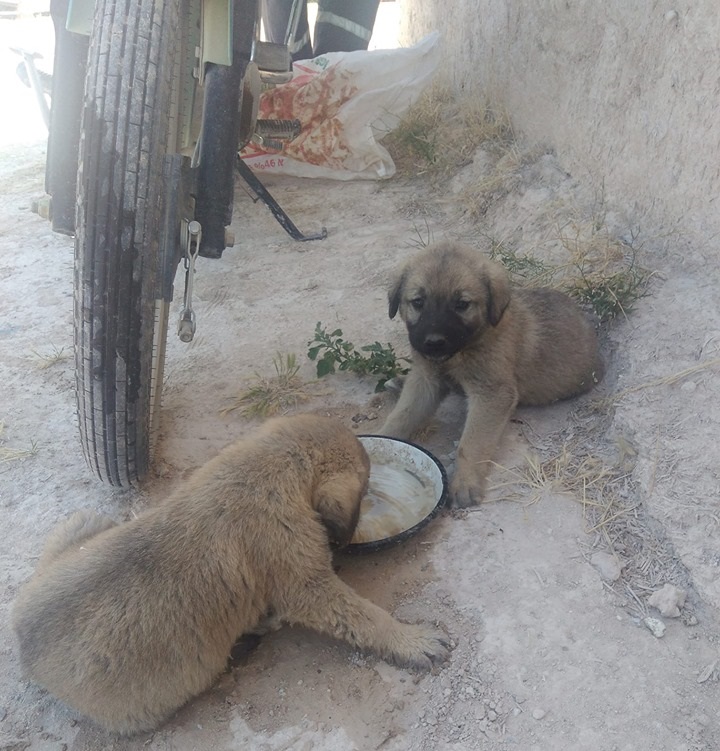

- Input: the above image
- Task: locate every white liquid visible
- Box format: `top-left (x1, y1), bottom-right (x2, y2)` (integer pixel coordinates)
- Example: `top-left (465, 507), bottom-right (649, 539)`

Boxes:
top-left (351, 461), bottom-right (438, 544)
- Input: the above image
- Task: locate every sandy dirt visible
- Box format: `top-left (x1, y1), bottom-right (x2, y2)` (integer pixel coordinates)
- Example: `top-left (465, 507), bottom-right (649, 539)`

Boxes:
top-left (4, 9), bottom-right (720, 751)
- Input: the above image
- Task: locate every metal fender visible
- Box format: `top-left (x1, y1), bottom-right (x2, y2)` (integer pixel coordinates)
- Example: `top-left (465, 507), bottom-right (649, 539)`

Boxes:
top-left (66, 0), bottom-right (93, 34)
top-left (67, 0), bottom-right (233, 71)
top-left (201, 0), bottom-right (233, 68)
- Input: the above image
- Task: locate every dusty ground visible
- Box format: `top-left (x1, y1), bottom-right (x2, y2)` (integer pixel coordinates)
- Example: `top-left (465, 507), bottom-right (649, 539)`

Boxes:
top-left (4, 9), bottom-right (720, 751)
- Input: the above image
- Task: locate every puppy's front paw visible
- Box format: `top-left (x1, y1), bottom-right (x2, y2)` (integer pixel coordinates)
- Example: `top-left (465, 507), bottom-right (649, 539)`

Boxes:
top-left (386, 623), bottom-right (451, 671)
top-left (449, 474), bottom-right (485, 508)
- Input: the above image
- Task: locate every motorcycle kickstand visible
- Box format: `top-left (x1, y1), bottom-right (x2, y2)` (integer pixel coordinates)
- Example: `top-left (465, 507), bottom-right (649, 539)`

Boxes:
top-left (235, 156), bottom-right (327, 242)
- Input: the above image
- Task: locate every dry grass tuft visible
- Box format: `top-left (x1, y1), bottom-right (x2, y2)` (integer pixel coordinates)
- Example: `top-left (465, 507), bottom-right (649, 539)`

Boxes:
top-left (383, 83), bottom-right (514, 181)
top-left (459, 144), bottom-right (541, 219)
top-left (488, 446), bottom-right (621, 522)
top-left (555, 212), bottom-right (652, 321)
top-left (486, 236), bottom-right (556, 285)
top-left (221, 353), bottom-right (309, 418)
top-left (483, 207), bottom-right (653, 322)
top-left (0, 421), bottom-right (38, 463)
top-left (31, 345), bottom-right (70, 369)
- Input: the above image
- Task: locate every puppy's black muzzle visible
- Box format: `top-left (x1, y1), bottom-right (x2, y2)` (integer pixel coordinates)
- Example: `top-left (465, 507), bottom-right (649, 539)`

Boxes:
top-left (407, 305), bottom-right (478, 362)
top-left (418, 333), bottom-right (453, 361)
top-left (409, 327), bottom-right (465, 362)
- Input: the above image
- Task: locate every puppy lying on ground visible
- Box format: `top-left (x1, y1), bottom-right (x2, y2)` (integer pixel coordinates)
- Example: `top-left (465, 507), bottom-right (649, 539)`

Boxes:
top-left (379, 241), bottom-right (604, 507)
top-left (12, 415), bottom-right (449, 735)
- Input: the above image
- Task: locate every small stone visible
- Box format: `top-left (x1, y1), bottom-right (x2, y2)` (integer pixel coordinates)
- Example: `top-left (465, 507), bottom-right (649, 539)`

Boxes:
top-left (697, 661), bottom-right (717, 684)
top-left (643, 616), bottom-right (667, 638)
top-left (532, 708), bottom-right (546, 720)
top-left (648, 583), bottom-right (687, 618)
top-left (590, 552), bottom-right (623, 582)
top-left (487, 710), bottom-right (498, 722)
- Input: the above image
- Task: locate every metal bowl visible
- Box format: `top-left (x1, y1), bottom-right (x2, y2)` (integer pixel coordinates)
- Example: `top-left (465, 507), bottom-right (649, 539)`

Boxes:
top-left (345, 435), bottom-right (448, 553)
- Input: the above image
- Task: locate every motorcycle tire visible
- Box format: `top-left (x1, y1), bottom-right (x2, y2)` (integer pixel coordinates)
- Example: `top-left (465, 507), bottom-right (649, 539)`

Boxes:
top-left (74, 0), bottom-right (182, 486)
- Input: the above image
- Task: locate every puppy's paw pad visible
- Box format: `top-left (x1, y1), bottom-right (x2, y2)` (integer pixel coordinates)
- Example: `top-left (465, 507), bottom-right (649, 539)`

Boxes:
top-left (388, 625), bottom-right (451, 671)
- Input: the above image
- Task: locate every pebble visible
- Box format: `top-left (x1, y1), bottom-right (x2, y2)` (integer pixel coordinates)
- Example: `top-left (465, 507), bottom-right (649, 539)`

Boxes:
top-left (648, 583), bottom-right (687, 618)
top-left (643, 616), bottom-right (667, 638)
top-left (590, 551), bottom-right (623, 582)
top-left (532, 708), bottom-right (546, 720)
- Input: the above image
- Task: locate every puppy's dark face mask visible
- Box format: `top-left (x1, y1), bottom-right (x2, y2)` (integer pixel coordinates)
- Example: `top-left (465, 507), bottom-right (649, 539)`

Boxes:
top-left (401, 290), bottom-right (481, 362)
top-left (388, 251), bottom-right (511, 363)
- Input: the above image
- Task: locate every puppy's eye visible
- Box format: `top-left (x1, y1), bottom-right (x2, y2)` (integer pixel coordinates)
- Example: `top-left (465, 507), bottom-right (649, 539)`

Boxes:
top-left (455, 300), bottom-right (471, 312)
top-left (409, 298), bottom-right (425, 311)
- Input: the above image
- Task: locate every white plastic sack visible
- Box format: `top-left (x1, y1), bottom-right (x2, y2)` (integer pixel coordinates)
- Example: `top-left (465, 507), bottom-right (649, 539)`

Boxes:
top-left (239, 32), bottom-right (441, 180)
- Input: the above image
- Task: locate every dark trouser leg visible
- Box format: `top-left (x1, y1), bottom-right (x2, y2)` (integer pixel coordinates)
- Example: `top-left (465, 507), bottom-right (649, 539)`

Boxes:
top-left (313, 0), bottom-right (381, 55)
top-left (262, 0), bottom-right (313, 60)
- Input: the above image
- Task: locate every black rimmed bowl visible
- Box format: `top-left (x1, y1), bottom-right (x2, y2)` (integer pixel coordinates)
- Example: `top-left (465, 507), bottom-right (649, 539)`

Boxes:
top-left (345, 435), bottom-right (448, 553)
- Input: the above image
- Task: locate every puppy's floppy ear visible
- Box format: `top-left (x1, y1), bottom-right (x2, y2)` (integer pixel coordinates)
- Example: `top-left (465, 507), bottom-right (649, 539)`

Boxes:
top-left (315, 474), bottom-right (363, 548)
top-left (484, 261), bottom-right (511, 326)
top-left (388, 269), bottom-right (407, 320)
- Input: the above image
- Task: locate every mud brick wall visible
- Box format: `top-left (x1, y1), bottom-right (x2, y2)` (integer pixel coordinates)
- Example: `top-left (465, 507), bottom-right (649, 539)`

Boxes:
top-left (400, 0), bottom-right (720, 245)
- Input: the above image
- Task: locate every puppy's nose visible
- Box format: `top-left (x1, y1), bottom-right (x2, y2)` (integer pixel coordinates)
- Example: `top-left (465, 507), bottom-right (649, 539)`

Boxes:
top-left (423, 333), bottom-right (448, 353)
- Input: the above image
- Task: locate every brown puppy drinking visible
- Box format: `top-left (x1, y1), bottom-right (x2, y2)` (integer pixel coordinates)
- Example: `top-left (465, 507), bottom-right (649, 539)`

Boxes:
top-left (379, 241), bottom-right (604, 507)
top-left (12, 414), bottom-right (449, 735)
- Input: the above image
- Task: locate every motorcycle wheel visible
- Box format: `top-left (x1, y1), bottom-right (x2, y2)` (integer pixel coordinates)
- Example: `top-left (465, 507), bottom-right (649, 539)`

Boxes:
top-left (74, 0), bottom-right (182, 486)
